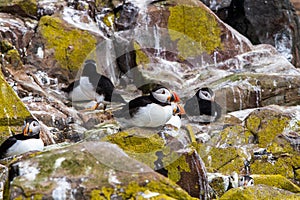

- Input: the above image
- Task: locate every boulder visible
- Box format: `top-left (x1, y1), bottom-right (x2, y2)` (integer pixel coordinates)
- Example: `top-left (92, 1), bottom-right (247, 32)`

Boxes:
top-left (103, 128), bottom-right (210, 199)
top-left (0, 72), bottom-right (31, 144)
top-left (201, 0), bottom-right (300, 68)
top-left (0, 0), bottom-right (37, 18)
top-left (0, 164), bottom-right (8, 199)
top-left (6, 141), bottom-right (196, 199)
top-left (220, 184), bottom-right (300, 199)
top-left (212, 72), bottom-right (300, 113)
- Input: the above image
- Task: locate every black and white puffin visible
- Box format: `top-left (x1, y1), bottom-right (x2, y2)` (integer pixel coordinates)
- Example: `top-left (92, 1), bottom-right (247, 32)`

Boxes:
top-left (62, 59), bottom-right (125, 110)
top-left (0, 118), bottom-right (44, 159)
top-left (184, 87), bottom-right (222, 123)
top-left (164, 103), bottom-right (185, 130)
top-left (114, 85), bottom-right (181, 128)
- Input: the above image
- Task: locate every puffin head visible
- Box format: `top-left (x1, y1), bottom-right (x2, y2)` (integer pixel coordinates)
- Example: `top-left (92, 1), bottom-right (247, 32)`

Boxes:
top-left (23, 118), bottom-right (41, 137)
top-left (151, 86), bottom-right (180, 103)
top-left (82, 59), bottom-right (97, 77)
top-left (238, 175), bottom-right (254, 187)
top-left (197, 87), bottom-right (215, 101)
top-left (172, 103), bottom-right (185, 115)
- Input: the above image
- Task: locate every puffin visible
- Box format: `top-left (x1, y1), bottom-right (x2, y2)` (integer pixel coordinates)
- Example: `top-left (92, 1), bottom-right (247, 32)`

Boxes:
top-left (0, 118), bottom-right (44, 159)
top-left (62, 59), bottom-right (125, 110)
top-left (164, 103), bottom-right (185, 130)
top-left (114, 85), bottom-right (181, 128)
top-left (239, 175), bottom-right (254, 187)
top-left (184, 87), bottom-right (222, 123)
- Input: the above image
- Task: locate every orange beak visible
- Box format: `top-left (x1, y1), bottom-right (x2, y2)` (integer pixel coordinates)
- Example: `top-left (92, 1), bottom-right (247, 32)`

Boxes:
top-left (23, 123), bottom-right (29, 136)
top-left (169, 91), bottom-right (180, 102)
top-left (173, 104), bottom-right (185, 115)
top-left (177, 104), bottom-right (185, 115)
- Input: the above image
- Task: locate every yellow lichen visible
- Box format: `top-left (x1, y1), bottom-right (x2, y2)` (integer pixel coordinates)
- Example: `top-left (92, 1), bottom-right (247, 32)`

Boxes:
top-left (164, 154), bottom-right (190, 183)
top-left (168, 5), bottom-right (222, 58)
top-left (0, 75), bottom-right (31, 142)
top-left (134, 42), bottom-right (150, 65)
top-left (252, 175), bottom-right (300, 193)
top-left (38, 16), bottom-right (97, 71)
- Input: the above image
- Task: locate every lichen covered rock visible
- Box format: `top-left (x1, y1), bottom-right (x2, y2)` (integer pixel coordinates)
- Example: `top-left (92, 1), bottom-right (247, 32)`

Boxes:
top-left (38, 15), bottom-right (97, 73)
top-left (0, 0), bottom-right (37, 18)
top-left (8, 142), bottom-right (196, 199)
top-left (103, 129), bottom-right (209, 199)
top-left (220, 184), bottom-right (300, 200)
top-left (0, 73), bottom-right (31, 143)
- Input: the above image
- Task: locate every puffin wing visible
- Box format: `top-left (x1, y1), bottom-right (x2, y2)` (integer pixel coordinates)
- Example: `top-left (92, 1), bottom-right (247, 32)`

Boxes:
top-left (128, 96), bottom-right (153, 117)
top-left (184, 96), bottom-right (200, 116)
top-left (114, 96), bottom-right (152, 118)
top-left (0, 136), bottom-right (17, 159)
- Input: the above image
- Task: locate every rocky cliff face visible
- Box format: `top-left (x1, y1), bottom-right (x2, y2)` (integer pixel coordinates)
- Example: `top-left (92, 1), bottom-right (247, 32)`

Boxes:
top-left (0, 0), bottom-right (300, 199)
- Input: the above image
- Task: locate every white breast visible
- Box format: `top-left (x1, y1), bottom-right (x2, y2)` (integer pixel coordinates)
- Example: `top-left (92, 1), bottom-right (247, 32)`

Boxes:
top-left (68, 84), bottom-right (91, 101)
top-left (80, 77), bottom-right (104, 102)
top-left (165, 115), bottom-right (181, 129)
top-left (6, 139), bottom-right (44, 157)
top-left (130, 104), bottom-right (173, 128)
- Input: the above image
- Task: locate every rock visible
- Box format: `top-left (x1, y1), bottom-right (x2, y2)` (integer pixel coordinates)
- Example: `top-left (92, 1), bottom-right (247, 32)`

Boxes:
top-left (37, 15), bottom-right (98, 79)
top-left (291, 0), bottom-right (300, 16)
top-left (0, 0), bottom-right (37, 18)
top-left (103, 128), bottom-right (210, 199)
top-left (212, 72), bottom-right (300, 113)
top-left (220, 184), bottom-right (300, 199)
top-left (0, 72), bottom-right (31, 143)
top-left (140, 0), bottom-right (252, 62)
top-left (203, 0), bottom-right (300, 68)
top-left (0, 164), bottom-right (8, 199)
top-left (252, 174), bottom-right (300, 193)
top-left (245, 108), bottom-right (290, 148)
top-left (0, 13), bottom-right (37, 61)
top-left (7, 141), bottom-right (195, 199)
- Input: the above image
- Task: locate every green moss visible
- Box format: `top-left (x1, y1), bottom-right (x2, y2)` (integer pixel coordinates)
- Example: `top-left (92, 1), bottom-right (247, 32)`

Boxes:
top-left (38, 16), bottom-right (97, 71)
top-left (253, 175), bottom-right (300, 193)
top-left (134, 42), bottom-right (150, 65)
top-left (168, 5), bottom-right (222, 58)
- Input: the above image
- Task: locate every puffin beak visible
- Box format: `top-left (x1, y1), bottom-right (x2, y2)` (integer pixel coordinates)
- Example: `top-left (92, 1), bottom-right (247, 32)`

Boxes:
top-left (169, 91), bottom-right (180, 102)
top-left (177, 104), bottom-right (185, 115)
top-left (174, 104), bottom-right (185, 115)
top-left (23, 123), bottom-right (29, 136)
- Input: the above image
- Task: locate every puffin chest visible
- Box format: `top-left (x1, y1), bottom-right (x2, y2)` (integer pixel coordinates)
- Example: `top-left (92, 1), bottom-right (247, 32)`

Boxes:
top-left (132, 103), bottom-right (173, 127)
top-left (6, 139), bottom-right (44, 157)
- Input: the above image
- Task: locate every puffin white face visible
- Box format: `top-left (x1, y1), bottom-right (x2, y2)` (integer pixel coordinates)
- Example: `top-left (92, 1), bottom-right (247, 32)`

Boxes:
top-left (239, 176), bottom-right (254, 187)
top-left (152, 88), bottom-right (173, 103)
top-left (198, 88), bottom-right (215, 101)
top-left (23, 119), bottom-right (41, 136)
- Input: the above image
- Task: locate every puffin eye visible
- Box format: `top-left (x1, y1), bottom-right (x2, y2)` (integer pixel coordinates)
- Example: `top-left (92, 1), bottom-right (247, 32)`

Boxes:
top-left (162, 90), bottom-right (165, 94)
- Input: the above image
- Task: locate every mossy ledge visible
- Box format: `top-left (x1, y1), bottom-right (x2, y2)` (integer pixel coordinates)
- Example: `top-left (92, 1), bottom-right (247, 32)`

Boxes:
top-left (38, 16), bottom-right (97, 71)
